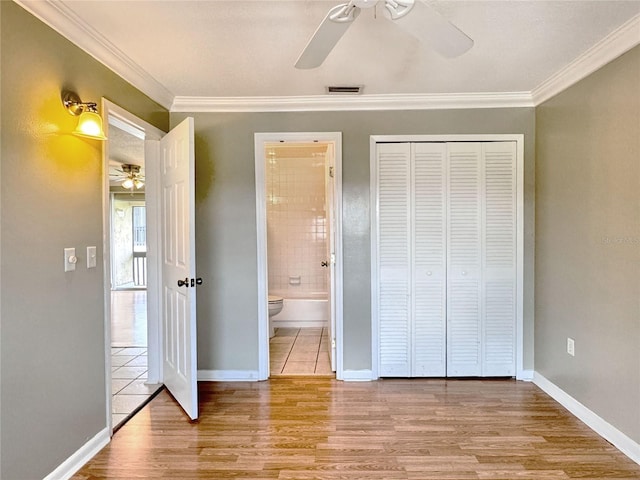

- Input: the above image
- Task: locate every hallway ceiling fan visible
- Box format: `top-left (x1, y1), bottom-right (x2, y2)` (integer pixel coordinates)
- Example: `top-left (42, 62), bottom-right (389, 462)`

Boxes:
top-left (110, 163), bottom-right (145, 190)
top-left (295, 0), bottom-right (474, 69)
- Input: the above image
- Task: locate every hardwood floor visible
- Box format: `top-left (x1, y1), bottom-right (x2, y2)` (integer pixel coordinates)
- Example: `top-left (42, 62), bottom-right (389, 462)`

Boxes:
top-left (72, 378), bottom-right (640, 480)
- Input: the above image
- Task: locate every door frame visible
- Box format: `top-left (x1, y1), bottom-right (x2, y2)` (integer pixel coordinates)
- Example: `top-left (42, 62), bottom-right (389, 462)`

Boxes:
top-left (369, 134), bottom-right (525, 380)
top-left (254, 132), bottom-right (344, 380)
top-left (101, 99), bottom-right (165, 434)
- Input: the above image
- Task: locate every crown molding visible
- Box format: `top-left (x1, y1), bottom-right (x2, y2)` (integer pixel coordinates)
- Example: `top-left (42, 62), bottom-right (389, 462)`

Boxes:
top-left (171, 92), bottom-right (534, 113)
top-left (15, 0), bottom-right (174, 110)
top-left (532, 13), bottom-right (640, 105)
top-left (16, 1), bottom-right (639, 113)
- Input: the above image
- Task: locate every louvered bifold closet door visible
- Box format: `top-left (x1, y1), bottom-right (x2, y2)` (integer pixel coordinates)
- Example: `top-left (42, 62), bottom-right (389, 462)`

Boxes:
top-left (446, 143), bottom-right (483, 376)
top-left (412, 143), bottom-right (447, 377)
top-left (482, 142), bottom-right (517, 376)
top-left (377, 143), bottom-right (412, 377)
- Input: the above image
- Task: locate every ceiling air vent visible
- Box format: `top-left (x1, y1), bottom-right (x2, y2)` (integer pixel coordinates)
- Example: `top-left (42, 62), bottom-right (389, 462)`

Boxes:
top-left (326, 85), bottom-right (363, 95)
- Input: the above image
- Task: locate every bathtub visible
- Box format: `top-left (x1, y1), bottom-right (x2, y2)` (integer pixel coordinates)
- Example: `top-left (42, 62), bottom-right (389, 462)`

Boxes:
top-left (269, 291), bottom-right (328, 328)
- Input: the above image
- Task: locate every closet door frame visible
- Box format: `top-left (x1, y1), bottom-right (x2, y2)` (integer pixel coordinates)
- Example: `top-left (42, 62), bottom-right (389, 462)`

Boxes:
top-left (370, 134), bottom-right (525, 380)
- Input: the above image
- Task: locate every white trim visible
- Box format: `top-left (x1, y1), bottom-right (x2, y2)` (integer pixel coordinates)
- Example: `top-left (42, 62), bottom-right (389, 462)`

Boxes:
top-left (198, 370), bottom-right (260, 382)
top-left (369, 136), bottom-right (380, 380)
top-left (173, 92), bottom-right (534, 113)
top-left (101, 100), bottom-right (166, 435)
top-left (43, 428), bottom-right (109, 480)
top-left (14, 0), bottom-right (639, 111)
top-left (517, 369), bottom-right (534, 381)
top-left (143, 138), bottom-right (162, 386)
top-left (532, 14), bottom-right (640, 105)
top-left (272, 320), bottom-right (328, 329)
top-left (370, 134), bottom-right (525, 380)
top-left (515, 137), bottom-right (526, 381)
top-left (254, 132), bottom-right (344, 381)
top-left (534, 372), bottom-right (640, 465)
top-left (14, 0), bottom-right (173, 110)
top-left (108, 115), bottom-right (146, 140)
top-left (341, 370), bottom-right (374, 381)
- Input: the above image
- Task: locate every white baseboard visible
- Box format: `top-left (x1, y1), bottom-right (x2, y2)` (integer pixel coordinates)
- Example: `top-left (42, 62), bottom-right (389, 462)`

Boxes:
top-left (533, 372), bottom-right (640, 465)
top-left (43, 427), bottom-right (110, 480)
top-left (198, 370), bottom-right (260, 381)
top-left (340, 369), bottom-right (374, 381)
top-left (517, 369), bottom-right (534, 381)
top-left (272, 320), bottom-right (327, 329)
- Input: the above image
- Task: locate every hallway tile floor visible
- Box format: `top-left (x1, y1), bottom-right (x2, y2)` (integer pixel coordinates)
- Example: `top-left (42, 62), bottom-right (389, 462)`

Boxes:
top-left (270, 327), bottom-right (334, 376)
top-left (111, 346), bottom-right (162, 428)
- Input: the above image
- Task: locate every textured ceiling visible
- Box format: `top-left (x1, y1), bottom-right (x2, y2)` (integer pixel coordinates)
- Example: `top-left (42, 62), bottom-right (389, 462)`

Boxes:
top-left (51, 0), bottom-right (640, 101)
top-left (108, 124), bottom-right (145, 187)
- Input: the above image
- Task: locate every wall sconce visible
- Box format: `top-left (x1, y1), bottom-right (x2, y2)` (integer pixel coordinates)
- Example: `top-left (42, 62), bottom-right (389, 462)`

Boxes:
top-left (62, 91), bottom-right (107, 140)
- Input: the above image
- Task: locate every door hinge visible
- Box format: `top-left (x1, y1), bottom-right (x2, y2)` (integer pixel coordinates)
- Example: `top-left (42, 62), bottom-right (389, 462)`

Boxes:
top-left (329, 166), bottom-right (335, 178)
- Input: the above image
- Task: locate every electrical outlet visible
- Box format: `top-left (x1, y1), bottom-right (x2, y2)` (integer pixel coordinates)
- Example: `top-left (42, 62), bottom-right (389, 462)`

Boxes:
top-left (567, 337), bottom-right (575, 356)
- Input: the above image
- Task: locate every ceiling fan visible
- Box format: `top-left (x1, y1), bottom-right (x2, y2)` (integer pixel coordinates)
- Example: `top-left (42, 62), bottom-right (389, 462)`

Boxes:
top-left (295, 0), bottom-right (473, 69)
top-left (110, 163), bottom-right (145, 190)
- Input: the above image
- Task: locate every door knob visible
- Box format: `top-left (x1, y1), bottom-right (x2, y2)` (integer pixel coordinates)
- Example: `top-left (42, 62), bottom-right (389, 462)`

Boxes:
top-left (177, 277), bottom-right (189, 287)
top-left (321, 261), bottom-right (329, 267)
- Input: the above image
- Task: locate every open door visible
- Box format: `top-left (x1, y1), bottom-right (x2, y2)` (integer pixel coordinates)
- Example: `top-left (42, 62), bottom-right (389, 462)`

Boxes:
top-left (160, 117), bottom-right (198, 420)
top-left (325, 144), bottom-right (337, 372)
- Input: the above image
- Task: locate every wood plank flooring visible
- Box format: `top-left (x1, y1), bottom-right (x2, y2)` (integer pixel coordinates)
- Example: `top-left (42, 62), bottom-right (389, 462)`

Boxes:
top-left (72, 378), bottom-right (640, 480)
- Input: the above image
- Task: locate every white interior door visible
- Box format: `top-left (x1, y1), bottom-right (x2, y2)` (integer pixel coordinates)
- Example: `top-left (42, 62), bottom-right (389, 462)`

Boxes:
top-left (325, 144), bottom-right (337, 371)
top-left (160, 117), bottom-right (198, 420)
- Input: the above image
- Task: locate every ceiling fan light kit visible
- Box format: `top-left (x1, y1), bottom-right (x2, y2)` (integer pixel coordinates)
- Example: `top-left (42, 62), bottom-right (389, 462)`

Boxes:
top-left (117, 163), bottom-right (145, 190)
top-left (295, 0), bottom-right (473, 70)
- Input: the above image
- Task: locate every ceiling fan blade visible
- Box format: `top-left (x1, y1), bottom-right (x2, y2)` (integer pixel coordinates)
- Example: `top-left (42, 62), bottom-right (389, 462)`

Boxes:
top-left (295, 4), bottom-right (360, 69)
top-left (394, 0), bottom-right (473, 58)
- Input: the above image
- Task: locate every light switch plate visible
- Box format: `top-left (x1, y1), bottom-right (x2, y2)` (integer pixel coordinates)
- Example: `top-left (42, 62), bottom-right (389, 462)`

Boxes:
top-left (567, 337), bottom-right (575, 356)
top-left (64, 247), bottom-right (77, 272)
top-left (87, 246), bottom-right (97, 268)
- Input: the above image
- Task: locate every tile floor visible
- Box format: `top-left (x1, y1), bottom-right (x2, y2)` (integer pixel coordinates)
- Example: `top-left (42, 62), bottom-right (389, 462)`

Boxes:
top-left (111, 290), bottom-right (162, 430)
top-left (269, 327), bottom-right (334, 376)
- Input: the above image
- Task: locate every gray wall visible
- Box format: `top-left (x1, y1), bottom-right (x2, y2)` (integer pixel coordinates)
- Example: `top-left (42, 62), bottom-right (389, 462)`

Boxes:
top-left (172, 108), bottom-right (536, 374)
top-left (535, 46), bottom-right (640, 443)
top-left (0, 3), bottom-right (168, 478)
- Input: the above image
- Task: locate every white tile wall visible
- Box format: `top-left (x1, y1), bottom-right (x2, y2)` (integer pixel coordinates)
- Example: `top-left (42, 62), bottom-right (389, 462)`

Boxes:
top-left (267, 156), bottom-right (328, 297)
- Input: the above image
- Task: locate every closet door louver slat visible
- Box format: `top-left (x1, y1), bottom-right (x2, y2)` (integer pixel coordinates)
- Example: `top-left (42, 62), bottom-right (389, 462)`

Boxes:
top-left (377, 143), bottom-right (412, 377)
top-left (446, 143), bottom-right (482, 377)
top-left (412, 143), bottom-right (447, 377)
top-left (482, 142), bottom-right (517, 376)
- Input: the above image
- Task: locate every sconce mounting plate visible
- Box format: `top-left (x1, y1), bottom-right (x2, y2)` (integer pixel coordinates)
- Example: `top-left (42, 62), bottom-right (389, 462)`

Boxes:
top-left (62, 90), bottom-right (84, 116)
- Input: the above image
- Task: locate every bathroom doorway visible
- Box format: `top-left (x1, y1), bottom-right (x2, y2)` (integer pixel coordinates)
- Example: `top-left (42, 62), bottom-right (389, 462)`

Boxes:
top-left (255, 133), bottom-right (343, 379)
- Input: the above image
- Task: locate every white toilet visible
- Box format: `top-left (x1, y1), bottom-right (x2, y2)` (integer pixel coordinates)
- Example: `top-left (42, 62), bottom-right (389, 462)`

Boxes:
top-left (268, 295), bottom-right (284, 338)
